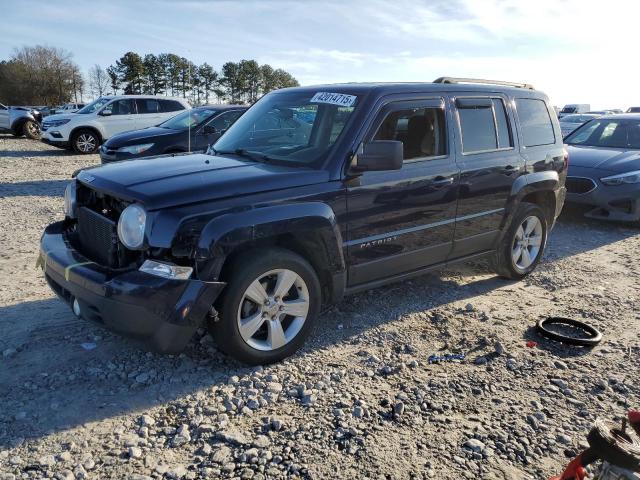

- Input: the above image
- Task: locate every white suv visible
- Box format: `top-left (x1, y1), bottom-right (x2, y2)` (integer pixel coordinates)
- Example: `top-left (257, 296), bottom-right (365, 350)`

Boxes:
top-left (41, 95), bottom-right (190, 154)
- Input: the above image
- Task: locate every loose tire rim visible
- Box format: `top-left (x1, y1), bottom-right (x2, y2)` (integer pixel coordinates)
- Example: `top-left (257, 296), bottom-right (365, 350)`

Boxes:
top-left (237, 268), bottom-right (309, 351)
top-left (512, 215), bottom-right (543, 270)
top-left (77, 134), bottom-right (96, 153)
top-left (26, 122), bottom-right (40, 136)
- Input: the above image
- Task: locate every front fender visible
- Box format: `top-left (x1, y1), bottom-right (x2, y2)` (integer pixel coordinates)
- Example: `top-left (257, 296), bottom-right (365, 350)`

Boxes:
top-left (195, 201), bottom-right (346, 274)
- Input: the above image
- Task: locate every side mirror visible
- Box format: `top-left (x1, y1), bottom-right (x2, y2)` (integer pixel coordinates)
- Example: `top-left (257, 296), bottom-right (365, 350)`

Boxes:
top-left (99, 110), bottom-right (112, 117)
top-left (352, 140), bottom-right (403, 172)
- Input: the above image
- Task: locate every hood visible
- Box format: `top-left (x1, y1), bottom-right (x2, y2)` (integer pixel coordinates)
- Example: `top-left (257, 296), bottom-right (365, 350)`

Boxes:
top-left (77, 153), bottom-right (330, 210)
top-left (44, 113), bottom-right (75, 122)
top-left (104, 126), bottom-right (181, 148)
top-left (566, 145), bottom-right (640, 173)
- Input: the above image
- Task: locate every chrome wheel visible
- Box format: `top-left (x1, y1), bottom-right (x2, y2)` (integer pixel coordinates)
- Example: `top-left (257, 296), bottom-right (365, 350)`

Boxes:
top-left (512, 215), bottom-right (543, 270)
top-left (237, 268), bottom-right (309, 351)
top-left (25, 121), bottom-right (40, 138)
top-left (76, 133), bottom-right (97, 153)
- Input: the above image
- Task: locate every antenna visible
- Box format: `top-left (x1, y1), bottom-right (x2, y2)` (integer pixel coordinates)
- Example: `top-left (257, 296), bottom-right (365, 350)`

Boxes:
top-left (188, 59), bottom-right (191, 153)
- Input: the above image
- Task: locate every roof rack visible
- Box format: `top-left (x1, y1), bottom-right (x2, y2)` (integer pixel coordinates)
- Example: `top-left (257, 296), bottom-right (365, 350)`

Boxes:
top-left (433, 77), bottom-right (535, 90)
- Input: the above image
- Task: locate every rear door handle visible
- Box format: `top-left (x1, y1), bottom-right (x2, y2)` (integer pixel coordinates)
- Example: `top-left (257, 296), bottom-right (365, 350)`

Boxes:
top-left (501, 165), bottom-right (517, 173)
top-left (432, 176), bottom-right (454, 186)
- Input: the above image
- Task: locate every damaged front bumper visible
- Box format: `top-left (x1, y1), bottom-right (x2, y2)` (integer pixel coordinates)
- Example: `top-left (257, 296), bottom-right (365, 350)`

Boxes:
top-left (39, 221), bottom-right (225, 353)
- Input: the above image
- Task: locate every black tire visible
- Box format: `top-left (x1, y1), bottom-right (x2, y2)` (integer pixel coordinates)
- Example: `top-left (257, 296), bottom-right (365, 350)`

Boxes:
top-left (210, 247), bottom-right (322, 365)
top-left (71, 129), bottom-right (100, 154)
top-left (587, 419), bottom-right (640, 471)
top-left (22, 120), bottom-right (41, 140)
top-left (536, 317), bottom-right (602, 346)
top-left (11, 128), bottom-right (22, 137)
top-left (492, 202), bottom-right (548, 280)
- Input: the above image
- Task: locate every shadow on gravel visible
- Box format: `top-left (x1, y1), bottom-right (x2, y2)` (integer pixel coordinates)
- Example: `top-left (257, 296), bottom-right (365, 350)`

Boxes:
top-left (521, 325), bottom-right (595, 359)
top-left (0, 179), bottom-right (69, 197)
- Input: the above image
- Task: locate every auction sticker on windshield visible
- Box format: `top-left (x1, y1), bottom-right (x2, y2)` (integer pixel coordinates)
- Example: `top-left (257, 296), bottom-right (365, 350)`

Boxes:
top-left (310, 92), bottom-right (357, 107)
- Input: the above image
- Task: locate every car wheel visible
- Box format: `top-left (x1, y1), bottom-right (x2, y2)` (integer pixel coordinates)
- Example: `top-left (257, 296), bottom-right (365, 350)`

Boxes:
top-left (492, 202), bottom-right (548, 280)
top-left (23, 120), bottom-right (41, 140)
top-left (211, 247), bottom-right (322, 365)
top-left (71, 129), bottom-right (99, 154)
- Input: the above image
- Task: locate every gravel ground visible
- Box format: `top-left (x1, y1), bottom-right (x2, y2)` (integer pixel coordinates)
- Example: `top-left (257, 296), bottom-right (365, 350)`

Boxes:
top-left (1, 133), bottom-right (639, 480)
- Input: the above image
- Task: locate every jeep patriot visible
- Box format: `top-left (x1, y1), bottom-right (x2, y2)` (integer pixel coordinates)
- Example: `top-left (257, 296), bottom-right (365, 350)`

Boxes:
top-left (39, 77), bottom-right (568, 364)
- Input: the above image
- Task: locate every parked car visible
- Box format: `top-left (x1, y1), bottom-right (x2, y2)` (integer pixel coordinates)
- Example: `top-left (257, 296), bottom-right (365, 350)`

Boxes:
top-left (626, 107), bottom-right (640, 113)
top-left (558, 104), bottom-right (590, 118)
top-left (0, 103), bottom-right (42, 139)
top-left (41, 95), bottom-right (190, 154)
top-left (99, 105), bottom-right (246, 163)
top-left (564, 114), bottom-right (640, 223)
top-left (51, 103), bottom-right (85, 115)
top-left (559, 113), bottom-right (601, 137)
top-left (39, 77), bottom-right (567, 364)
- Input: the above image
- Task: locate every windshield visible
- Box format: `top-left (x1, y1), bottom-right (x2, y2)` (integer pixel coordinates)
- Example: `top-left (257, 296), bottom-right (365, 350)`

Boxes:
top-left (561, 106), bottom-right (577, 113)
top-left (160, 108), bottom-right (218, 130)
top-left (561, 115), bottom-right (587, 123)
top-left (76, 97), bottom-right (111, 114)
top-left (565, 119), bottom-right (640, 149)
top-left (213, 90), bottom-right (360, 166)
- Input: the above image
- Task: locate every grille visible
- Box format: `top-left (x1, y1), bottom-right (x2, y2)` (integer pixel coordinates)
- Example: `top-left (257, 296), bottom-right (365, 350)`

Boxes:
top-left (566, 176), bottom-right (597, 194)
top-left (77, 207), bottom-right (118, 266)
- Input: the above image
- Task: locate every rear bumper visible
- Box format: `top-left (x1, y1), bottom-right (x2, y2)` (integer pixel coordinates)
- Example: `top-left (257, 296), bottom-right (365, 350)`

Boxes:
top-left (40, 221), bottom-right (226, 353)
top-left (565, 169), bottom-right (640, 222)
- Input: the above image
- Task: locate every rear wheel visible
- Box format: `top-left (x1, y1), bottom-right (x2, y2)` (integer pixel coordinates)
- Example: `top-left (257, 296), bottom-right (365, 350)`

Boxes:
top-left (210, 247), bottom-right (322, 365)
top-left (71, 129), bottom-right (100, 154)
top-left (492, 202), bottom-right (548, 280)
top-left (23, 120), bottom-right (41, 140)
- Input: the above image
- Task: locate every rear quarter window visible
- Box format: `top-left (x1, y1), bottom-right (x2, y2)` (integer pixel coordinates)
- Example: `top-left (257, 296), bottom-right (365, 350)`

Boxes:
top-left (160, 100), bottom-right (186, 112)
top-left (516, 98), bottom-right (556, 147)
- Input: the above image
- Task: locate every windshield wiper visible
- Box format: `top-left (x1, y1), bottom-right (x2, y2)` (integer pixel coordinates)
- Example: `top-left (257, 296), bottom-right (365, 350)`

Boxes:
top-left (216, 148), bottom-right (270, 163)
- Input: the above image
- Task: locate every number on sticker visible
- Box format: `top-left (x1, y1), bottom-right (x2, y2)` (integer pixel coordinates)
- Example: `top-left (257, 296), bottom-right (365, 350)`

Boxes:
top-left (310, 92), bottom-right (357, 107)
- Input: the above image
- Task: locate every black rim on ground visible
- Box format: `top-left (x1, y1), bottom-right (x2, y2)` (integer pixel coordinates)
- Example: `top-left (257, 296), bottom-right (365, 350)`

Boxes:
top-left (536, 317), bottom-right (602, 346)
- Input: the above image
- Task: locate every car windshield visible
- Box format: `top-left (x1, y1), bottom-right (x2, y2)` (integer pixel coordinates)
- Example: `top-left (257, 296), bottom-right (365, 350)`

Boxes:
top-left (562, 115), bottom-right (587, 123)
top-left (213, 90), bottom-right (360, 166)
top-left (561, 106), bottom-right (577, 113)
top-left (76, 97), bottom-right (111, 114)
top-left (159, 108), bottom-right (218, 130)
top-left (565, 119), bottom-right (640, 149)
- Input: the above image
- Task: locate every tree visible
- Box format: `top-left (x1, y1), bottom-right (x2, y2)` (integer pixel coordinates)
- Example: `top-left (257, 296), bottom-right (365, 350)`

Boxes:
top-left (239, 59), bottom-right (261, 103)
top-left (106, 66), bottom-right (120, 95)
top-left (198, 63), bottom-right (218, 104)
top-left (70, 65), bottom-right (85, 102)
top-left (113, 52), bottom-right (145, 94)
top-left (142, 54), bottom-right (165, 95)
top-left (88, 64), bottom-right (110, 98)
top-left (220, 61), bottom-right (244, 103)
top-left (0, 45), bottom-right (81, 105)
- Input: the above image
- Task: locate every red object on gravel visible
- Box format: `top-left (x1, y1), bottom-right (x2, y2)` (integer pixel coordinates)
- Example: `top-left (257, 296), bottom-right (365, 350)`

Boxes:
top-left (629, 410), bottom-right (640, 437)
top-left (526, 341), bottom-right (538, 348)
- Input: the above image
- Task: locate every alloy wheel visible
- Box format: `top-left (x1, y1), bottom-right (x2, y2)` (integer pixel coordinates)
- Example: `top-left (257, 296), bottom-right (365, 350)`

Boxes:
top-left (77, 133), bottom-right (96, 153)
top-left (512, 215), bottom-right (543, 270)
top-left (237, 268), bottom-right (309, 351)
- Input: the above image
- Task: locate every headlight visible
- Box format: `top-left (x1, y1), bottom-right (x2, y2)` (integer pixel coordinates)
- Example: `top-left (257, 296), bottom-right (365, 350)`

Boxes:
top-left (139, 260), bottom-right (193, 280)
top-left (117, 143), bottom-right (154, 155)
top-left (45, 119), bottom-right (71, 127)
top-left (600, 170), bottom-right (640, 186)
top-left (117, 204), bottom-right (147, 249)
top-left (63, 181), bottom-right (77, 218)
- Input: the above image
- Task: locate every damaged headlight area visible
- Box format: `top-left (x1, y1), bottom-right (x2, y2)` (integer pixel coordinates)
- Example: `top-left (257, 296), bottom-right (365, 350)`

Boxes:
top-left (139, 260), bottom-right (193, 280)
top-left (600, 170), bottom-right (640, 186)
top-left (117, 204), bottom-right (147, 249)
top-left (63, 181), bottom-right (77, 219)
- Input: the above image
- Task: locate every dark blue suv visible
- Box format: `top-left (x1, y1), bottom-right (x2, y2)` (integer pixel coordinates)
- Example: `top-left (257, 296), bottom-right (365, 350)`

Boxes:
top-left (40, 77), bottom-right (567, 364)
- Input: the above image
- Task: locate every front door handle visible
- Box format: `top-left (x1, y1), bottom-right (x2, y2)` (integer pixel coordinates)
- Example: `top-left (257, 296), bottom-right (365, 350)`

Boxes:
top-left (432, 176), bottom-right (454, 186)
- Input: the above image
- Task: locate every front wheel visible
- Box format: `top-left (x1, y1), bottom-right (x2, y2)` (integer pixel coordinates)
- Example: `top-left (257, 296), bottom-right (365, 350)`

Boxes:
top-left (211, 247), bottom-right (322, 365)
top-left (492, 202), bottom-right (548, 280)
top-left (23, 120), bottom-right (41, 140)
top-left (71, 129), bottom-right (100, 154)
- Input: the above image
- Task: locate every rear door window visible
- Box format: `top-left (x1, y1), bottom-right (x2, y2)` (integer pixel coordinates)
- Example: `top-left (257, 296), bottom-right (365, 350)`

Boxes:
top-left (516, 98), bottom-right (556, 147)
top-left (159, 100), bottom-right (185, 112)
top-left (456, 97), bottom-right (513, 154)
top-left (136, 99), bottom-right (160, 114)
top-left (102, 99), bottom-right (135, 116)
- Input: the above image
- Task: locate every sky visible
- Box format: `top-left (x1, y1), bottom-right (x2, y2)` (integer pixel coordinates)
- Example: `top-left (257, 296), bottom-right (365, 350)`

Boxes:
top-left (1, 0), bottom-right (639, 109)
